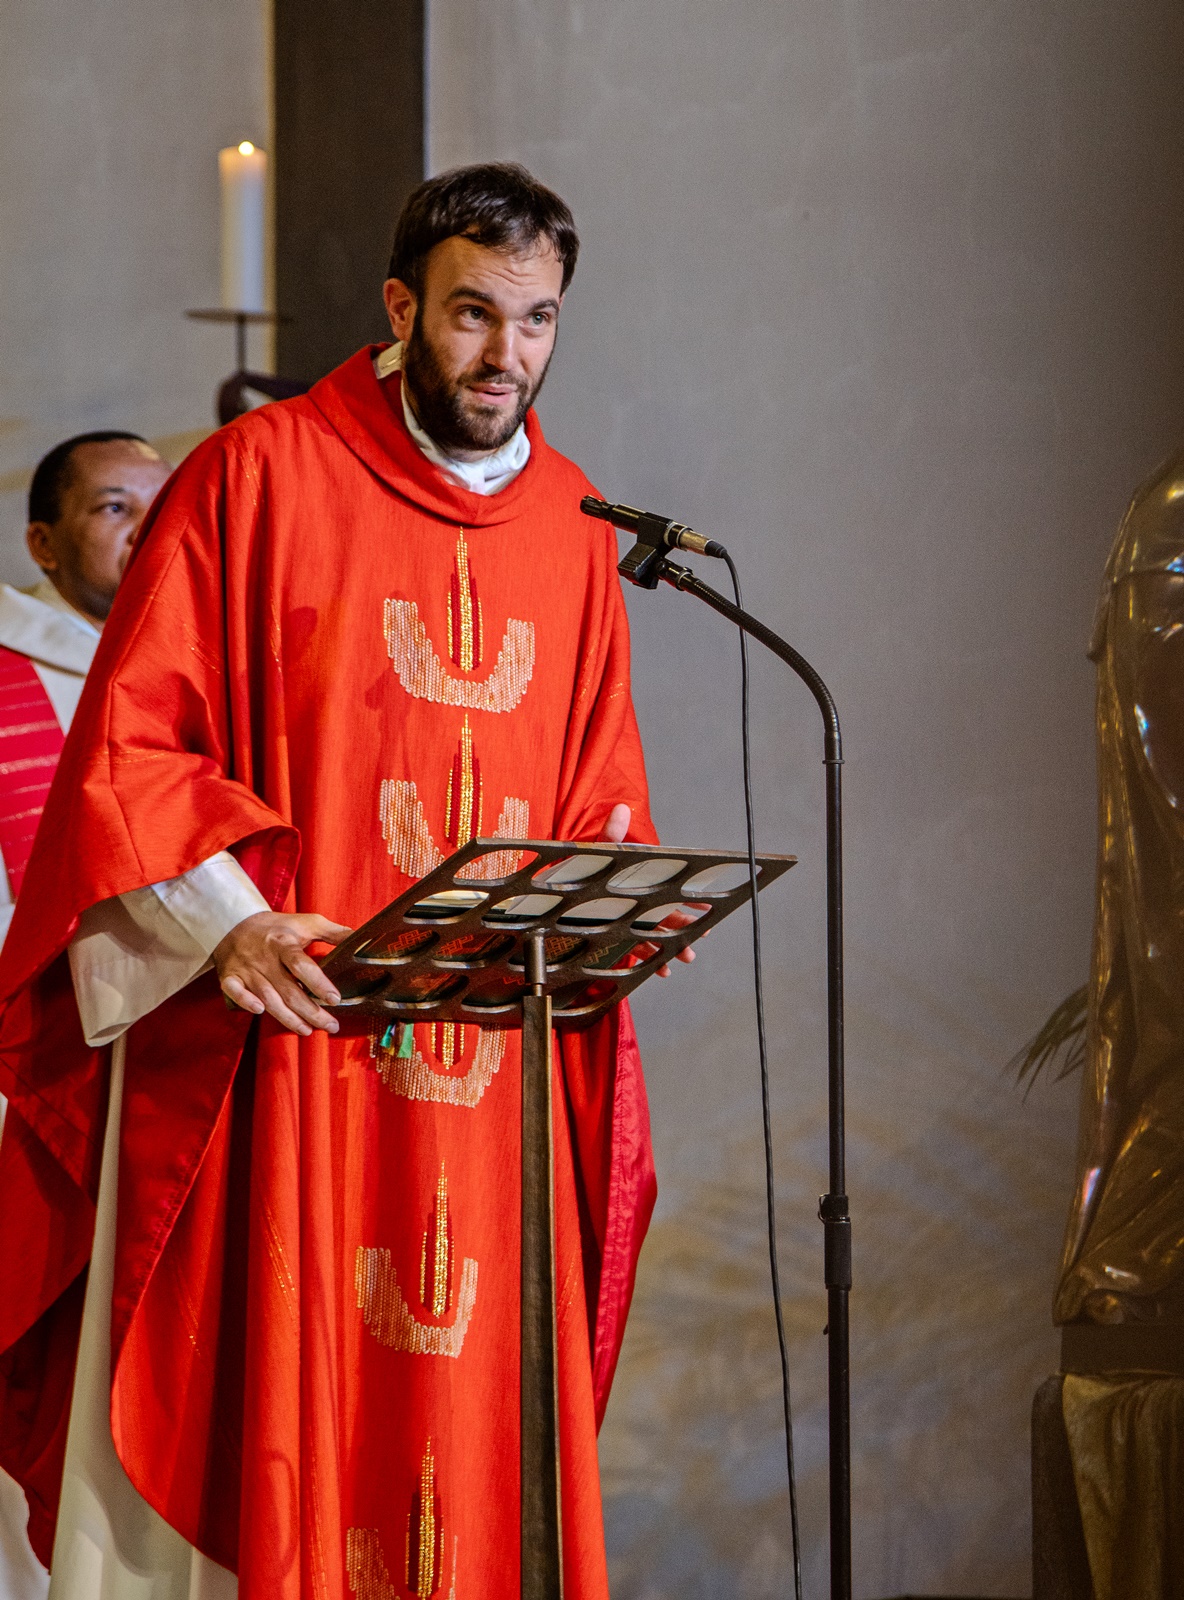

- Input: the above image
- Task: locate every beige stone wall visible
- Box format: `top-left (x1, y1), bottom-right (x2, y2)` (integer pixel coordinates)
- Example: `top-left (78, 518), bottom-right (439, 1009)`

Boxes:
top-left (0, 0), bottom-right (270, 581)
top-left (430, 5), bottom-right (1184, 1595)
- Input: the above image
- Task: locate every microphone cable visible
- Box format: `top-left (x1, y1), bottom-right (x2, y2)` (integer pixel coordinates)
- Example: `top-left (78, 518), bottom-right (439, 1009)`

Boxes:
top-left (722, 550), bottom-right (804, 1600)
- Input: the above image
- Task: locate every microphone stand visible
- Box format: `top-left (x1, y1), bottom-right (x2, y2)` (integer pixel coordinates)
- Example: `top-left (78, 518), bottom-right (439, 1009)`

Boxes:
top-left (620, 530), bottom-right (851, 1600)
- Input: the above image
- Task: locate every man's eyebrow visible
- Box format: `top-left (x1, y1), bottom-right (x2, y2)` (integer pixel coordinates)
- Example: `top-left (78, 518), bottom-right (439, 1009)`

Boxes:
top-left (445, 285), bottom-right (560, 316)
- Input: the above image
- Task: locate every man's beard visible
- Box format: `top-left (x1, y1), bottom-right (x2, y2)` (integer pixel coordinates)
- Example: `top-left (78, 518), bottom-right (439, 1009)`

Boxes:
top-left (401, 320), bottom-right (551, 454)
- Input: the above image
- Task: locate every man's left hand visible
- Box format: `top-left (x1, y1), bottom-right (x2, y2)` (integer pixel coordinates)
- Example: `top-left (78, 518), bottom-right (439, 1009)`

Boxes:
top-left (598, 803), bottom-right (701, 978)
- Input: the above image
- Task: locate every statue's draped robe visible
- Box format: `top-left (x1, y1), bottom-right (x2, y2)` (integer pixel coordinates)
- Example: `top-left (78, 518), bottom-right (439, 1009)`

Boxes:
top-left (1054, 448), bottom-right (1184, 1600)
top-left (0, 348), bottom-right (658, 1599)
top-left (1059, 445), bottom-right (1184, 1324)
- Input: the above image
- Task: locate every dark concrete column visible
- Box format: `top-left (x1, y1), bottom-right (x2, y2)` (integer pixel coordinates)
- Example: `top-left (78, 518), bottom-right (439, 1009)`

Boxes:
top-left (273, 0), bottom-right (424, 382)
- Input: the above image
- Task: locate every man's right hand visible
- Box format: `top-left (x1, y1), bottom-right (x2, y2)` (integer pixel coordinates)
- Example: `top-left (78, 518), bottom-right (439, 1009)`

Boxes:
top-left (214, 911), bottom-right (352, 1036)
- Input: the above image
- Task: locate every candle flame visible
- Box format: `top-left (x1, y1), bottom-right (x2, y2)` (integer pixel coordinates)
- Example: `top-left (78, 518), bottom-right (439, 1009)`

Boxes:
top-left (238, 141), bottom-right (255, 155)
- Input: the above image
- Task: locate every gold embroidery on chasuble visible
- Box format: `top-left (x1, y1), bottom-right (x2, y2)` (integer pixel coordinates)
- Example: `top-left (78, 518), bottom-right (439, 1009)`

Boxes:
top-left (427, 1021), bottom-right (462, 1071)
top-left (345, 1445), bottom-right (459, 1600)
top-left (441, 717), bottom-right (531, 877)
top-left (379, 779), bottom-right (444, 880)
top-left (369, 1024), bottom-right (506, 1110)
top-left (447, 530), bottom-right (483, 672)
top-left (420, 1163), bottom-right (453, 1316)
top-left (351, 538), bottom-right (529, 1600)
top-left (355, 1164), bottom-right (477, 1356)
top-left (379, 781), bottom-right (528, 881)
top-left (407, 1442), bottom-right (445, 1599)
top-left (354, 1248), bottom-right (477, 1358)
top-left (384, 530), bottom-right (533, 713)
top-left (346, 1521), bottom-right (458, 1597)
top-left (444, 717), bottom-right (481, 844)
top-left (381, 533), bottom-right (533, 878)
top-left (345, 1529), bottom-right (397, 1600)
top-left (384, 598), bottom-right (532, 712)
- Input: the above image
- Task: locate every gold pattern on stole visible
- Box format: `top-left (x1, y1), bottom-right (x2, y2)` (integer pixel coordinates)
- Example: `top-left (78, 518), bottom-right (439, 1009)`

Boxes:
top-left (369, 1023), bottom-right (506, 1110)
top-left (355, 1165), bottom-right (477, 1356)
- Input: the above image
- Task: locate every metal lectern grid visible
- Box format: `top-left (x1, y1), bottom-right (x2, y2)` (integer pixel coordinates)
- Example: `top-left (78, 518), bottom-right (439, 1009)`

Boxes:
top-left (321, 836), bottom-right (795, 1025)
top-left (320, 837), bottom-right (794, 1600)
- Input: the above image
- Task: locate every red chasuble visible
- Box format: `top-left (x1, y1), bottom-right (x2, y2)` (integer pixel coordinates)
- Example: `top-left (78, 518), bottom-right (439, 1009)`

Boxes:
top-left (0, 347), bottom-right (658, 1596)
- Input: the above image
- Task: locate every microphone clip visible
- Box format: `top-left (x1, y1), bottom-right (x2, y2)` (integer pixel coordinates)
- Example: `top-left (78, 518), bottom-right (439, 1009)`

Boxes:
top-left (614, 534), bottom-right (672, 592)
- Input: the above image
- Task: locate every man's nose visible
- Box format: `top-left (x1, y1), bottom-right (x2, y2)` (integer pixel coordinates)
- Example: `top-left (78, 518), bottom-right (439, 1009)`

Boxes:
top-left (483, 322), bottom-right (517, 370)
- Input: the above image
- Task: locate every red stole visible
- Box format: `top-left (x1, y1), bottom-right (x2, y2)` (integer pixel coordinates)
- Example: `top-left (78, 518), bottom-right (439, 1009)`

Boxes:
top-left (0, 647), bottom-right (64, 899)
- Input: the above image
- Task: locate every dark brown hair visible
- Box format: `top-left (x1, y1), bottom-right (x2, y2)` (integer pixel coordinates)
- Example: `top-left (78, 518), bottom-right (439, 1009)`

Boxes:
top-left (388, 162), bottom-right (579, 297)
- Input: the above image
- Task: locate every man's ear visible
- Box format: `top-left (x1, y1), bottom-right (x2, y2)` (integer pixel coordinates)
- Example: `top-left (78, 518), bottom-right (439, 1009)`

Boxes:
top-left (26, 522), bottom-right (58, 575)
top-left (383, 278), bottom-right (417, 344)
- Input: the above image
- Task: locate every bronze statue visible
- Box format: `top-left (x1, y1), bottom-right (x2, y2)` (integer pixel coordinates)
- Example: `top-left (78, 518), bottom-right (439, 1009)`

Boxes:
top-left (1057, 447), bottom-right (1184, 1323)
top-left (1023, 453), bottom-right (1184, 1600)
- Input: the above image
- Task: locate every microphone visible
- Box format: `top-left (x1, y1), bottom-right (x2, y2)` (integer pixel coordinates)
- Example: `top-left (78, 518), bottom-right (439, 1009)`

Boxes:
top-left (580, 496), bottom-right (728, 559)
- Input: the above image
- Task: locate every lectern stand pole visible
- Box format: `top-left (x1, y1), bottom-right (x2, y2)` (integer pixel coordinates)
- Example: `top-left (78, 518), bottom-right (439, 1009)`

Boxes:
top-left (521, 933), bottom-right (563, 1599)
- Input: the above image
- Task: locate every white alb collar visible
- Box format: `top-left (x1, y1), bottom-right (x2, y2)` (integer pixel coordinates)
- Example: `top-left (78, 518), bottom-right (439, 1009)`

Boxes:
top-left (27, 577), bottom-right (101, 634)
top-left (0, 579), bottom-right (100, 677)
top-left (374, 342), bottom-right (530, 496)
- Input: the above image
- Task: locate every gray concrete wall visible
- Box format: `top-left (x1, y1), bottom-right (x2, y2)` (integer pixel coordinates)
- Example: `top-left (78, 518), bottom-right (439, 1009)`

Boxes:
top-left (0, 0), bottom-right (270, 582)
top-left (431, 6), bottom-right (1184, 1596)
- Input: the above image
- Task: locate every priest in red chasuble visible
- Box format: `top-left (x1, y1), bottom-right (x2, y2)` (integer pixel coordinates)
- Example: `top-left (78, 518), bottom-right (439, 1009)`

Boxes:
top-left (0, 164), bottom-right (672, 1599)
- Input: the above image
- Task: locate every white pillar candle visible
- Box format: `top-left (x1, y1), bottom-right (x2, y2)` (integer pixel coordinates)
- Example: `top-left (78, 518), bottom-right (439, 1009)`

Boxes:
top-left (219, 141), bottom-right (267, 312)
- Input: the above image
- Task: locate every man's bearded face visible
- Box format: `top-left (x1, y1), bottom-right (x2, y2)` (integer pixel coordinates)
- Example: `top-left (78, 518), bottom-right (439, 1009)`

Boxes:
top-left (390, 236), bottom-right (564, 457)
top-left (402, 315), bottom-right (545, 454)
